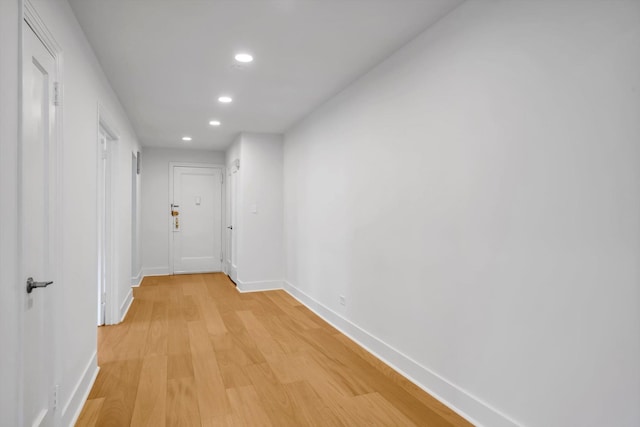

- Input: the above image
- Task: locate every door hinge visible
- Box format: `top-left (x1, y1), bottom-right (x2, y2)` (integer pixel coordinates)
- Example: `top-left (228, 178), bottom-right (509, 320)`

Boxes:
top-left (53, 82), bottom-right (61, 106)
top-left (52, 384), bottom-right (59, 410)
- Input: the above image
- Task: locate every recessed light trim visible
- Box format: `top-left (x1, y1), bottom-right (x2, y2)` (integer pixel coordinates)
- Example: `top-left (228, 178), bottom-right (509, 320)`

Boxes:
top-left (209, 120), bottom-right (221, 126)
top-left (182, 136), bottom-right (192, 141)
top-left (218, 96), bottom-right (233, 103)
top-left (235, 53), bottom-right (253, 63)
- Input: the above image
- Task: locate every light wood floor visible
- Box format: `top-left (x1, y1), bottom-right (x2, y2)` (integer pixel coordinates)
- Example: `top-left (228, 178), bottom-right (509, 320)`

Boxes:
top-left (76, 273), bottom-right (471, 426)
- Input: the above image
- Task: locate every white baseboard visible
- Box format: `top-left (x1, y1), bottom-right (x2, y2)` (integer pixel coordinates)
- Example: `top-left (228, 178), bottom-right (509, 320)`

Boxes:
top-left (119, 288), bottom-right (134, 322)
top-left (283, 281), bottom-right (519, 427)
top-left (131, 269), bottom-right (143, 287)
top-left (236, 279), bottom-right (284, 293)
top-left (61, 350), bottom-right (99, 427)
top-left (142, 266), bottom-right (170, 277)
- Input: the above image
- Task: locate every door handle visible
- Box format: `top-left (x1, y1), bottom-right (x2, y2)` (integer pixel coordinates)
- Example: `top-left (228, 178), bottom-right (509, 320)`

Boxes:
top-left (26, 277), bottom-right (53, 294)
top-left (227, 226), bottom-right (233, 230)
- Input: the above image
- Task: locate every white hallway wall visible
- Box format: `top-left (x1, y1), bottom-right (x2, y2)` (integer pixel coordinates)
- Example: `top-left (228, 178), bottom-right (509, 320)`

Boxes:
top-left (140, 148), bottom-right (225, 276)
top-left (284, 1), bottom-right (640, 426)
top-left (0, 0), bottom-right (143, 424)
top-left (225, 133), bottom-right (284, 291)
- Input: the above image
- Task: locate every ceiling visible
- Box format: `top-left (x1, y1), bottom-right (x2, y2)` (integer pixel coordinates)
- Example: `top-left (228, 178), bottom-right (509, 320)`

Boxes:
top-left (68, 0), bottom-right (463, 150)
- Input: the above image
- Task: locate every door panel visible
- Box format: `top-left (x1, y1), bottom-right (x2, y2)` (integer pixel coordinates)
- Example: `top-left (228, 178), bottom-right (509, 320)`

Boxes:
top-left (22, 23), bottom-right (56, 427)
top-left (172, 166), bottom-right (222, 274)
top-left (97, 128), bottom-right (110, 326)
top-left (228, 166), bottom-right (238, 283)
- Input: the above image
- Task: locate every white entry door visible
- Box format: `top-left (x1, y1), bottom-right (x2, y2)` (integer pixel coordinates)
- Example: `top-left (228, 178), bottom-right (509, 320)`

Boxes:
top-left (22, 22), bottom-right (57, 427)
top-left (171, 166), bottom-right (223, 274)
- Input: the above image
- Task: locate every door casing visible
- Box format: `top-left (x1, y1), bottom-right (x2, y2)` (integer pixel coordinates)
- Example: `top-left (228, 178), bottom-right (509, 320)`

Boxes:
top-left (96, 107), bottom-right (119, 326)
top-left (226, 159), bottom-right (239, 283)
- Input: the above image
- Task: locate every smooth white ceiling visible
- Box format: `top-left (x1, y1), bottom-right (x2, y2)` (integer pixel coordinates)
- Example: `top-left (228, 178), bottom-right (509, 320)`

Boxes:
top-left (68, 0), bottom-right (463, 150)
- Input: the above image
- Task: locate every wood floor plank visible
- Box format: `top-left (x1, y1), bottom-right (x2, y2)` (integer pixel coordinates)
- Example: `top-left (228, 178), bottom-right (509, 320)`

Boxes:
top-left (181, 295), bottom-right (202, 322)
top-left (300, 327), bottom-right (458, 426)
top-left (226, 385), bottom-right (273, 427)
top-left (333, 333), bottom-right (471, 426)
top-left (351, 392), bottom-right (418, 426)
top-left (283, 381), bottom-right (346, 427)
top-left (166, 377), bottom-right (201, 427)
top-left (167, 303), bottom-right (190, 356)
top-left (130, 355), bottom-right (168, 427)
top-left (78, 272), bottom-right (472, 427)
top-left (90, 360), bottom-right (143, 427)
top-left (211, 333), bottom-right (255, 367)
top-left (167, 353), bottom-right (194, 380)
top-left (264, 292), bottom-right (322, 330)
top-left (75, 398), bottom-right (104, 427)
top-left (243, 362), bottom-right (301, 426)
top-left (259, 313), bottom-right (314, 354)
top-left (201, 415), bottom-right (243, 427)
top-left (145, 301), bottom-right (168, 355)
top-left (191, 352), bottom-right (231, 420)
top-left (199, 297), bottom-right (228, 335)
top-left (188, 321), bottom-right (232, 420)
top-left (187, 320), bottom-right (214, 355)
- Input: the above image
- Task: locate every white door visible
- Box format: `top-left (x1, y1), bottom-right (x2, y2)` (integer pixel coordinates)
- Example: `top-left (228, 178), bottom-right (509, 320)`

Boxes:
top-left (172, 166), bottom-right (222, 274)
top-left (226, 162), bottom-right (239, 283)
top-left (22, 22), bottom-right (57, 427)
top-left (97, 128), bottom-right (111, 326)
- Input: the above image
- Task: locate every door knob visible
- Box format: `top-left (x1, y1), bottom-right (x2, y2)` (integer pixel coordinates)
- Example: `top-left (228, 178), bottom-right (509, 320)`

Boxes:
top-left (26, 277), bottom-right (53, 294)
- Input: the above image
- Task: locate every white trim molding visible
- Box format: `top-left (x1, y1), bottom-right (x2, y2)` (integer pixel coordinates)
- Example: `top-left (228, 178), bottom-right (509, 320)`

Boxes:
top-left (61, 351), bottom-right (99, 427)
top-left (142, 266), bottom-right (170, 277)
top-left (119, 288), bottom-right (134, 322)
top-left (131, 269), bottom-right (143, 287)
top-left (235, 279), bottom-right (283, 293)
top-left (283, 280), bottom-right (520, 427)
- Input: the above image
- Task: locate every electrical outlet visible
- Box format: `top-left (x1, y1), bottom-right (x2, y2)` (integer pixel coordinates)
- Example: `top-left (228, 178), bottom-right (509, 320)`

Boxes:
top-left (339, 295), bottom-right (346, 306)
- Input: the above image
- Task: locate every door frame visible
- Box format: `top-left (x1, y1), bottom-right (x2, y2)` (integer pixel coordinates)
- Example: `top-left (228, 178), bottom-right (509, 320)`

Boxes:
top-left (19, 1), bottom-right (64, 425)
top-left (96, 105), bottom-right (120, 325)
top-left (168, 162), bottom-right (225, 275)
top-left (225, 158), bottom-right (240, 282)
top-left (131, 151), bottom-right (139, 284)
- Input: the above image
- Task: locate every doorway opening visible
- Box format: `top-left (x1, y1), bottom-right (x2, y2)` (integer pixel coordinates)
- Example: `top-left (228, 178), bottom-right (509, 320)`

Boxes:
top-left (131, 152), bottom-right (139, 283)
top-left (97, 119), bottom-right (118, 326)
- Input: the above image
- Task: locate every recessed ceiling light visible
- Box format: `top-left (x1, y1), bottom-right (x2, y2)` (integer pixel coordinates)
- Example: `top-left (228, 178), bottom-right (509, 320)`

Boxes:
top-left (182, 136), bottom-right (192, 141)
top-left (218, 96), bottom-right (233, 103)
top-left (235, 53), bottom-right (253, 63)
top-left (209, 120), bottom-right (221, 126)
